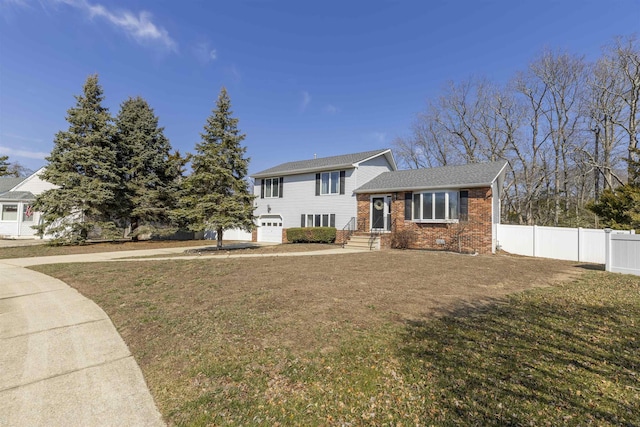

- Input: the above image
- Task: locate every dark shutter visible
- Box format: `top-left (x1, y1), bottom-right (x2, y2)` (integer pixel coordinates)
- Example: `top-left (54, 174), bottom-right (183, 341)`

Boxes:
top-left (460, 190), bottom-right (469, 221)
top-left (339, 170), bottom-right (346, 195)
top-left (330, 214), bottom-right (335, 227)
top-left (301, 214), bottom-right (305, 227)
top-left (260, 179), bottom-right (264, 198)
top-left (315, 173), bottom-right (321, 196)
top-left (404, 192), bottom-right (412, 220)
top-left (279, 177), bottom-right (284, 198)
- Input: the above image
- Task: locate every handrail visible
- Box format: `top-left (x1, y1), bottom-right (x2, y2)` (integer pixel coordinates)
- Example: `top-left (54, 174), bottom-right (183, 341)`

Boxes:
top-left (341, 217), bottom-right (356, 248)
top-left (367, 217), bottom-right (397, 250)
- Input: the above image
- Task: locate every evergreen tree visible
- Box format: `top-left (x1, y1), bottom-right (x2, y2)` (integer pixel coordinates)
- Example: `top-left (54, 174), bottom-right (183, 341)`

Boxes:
top-left (588, 184), bottom-right (640, 229)
top-left (589, 145), bottom-right (640, 230)
top-left (114, 96), bottom-right (183, 238)
top-left (0, 155), bottom-right (10, 176)
top-left (174, 87), bottom-right (255, 248)
top-left (34, 74), bottom-right (120, 243)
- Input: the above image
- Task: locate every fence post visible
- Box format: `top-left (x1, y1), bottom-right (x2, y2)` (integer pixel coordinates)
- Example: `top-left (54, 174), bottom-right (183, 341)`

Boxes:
top-left (532, 225), bottom-right (537, 257)
top-left (604, 228), bottom-right (612, 272)
top-left (577, 227), bottom-right (582, 262)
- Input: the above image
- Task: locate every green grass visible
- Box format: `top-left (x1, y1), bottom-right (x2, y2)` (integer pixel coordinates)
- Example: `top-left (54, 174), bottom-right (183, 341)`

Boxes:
top-left (399, 272), bottom-right (640, 425)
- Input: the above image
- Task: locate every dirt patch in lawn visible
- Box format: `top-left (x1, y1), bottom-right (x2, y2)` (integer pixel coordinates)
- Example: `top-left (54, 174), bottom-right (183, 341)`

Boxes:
top-left (33, 250), bottom-right (587, 424)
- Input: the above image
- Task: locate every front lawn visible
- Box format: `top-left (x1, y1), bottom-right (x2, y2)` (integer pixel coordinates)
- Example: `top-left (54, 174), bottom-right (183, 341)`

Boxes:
top-left (33, 252), bottom-right (639, 426)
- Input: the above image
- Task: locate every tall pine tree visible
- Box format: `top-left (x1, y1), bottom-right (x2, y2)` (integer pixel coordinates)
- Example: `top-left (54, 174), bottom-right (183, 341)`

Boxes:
top-left (114, 96), bottom-right (183, 238)
top-left (175, 87), bottom-right (254, 248)
top-left (34, 74), bottom-right (120, 243)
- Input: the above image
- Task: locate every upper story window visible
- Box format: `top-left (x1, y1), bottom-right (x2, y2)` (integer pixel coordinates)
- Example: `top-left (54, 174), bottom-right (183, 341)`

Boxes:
top-left (412, 190), bottom-right (465, 221)
top-left (260, 177), bottom-right (283, 198)
top-left (315, 171), bottom-right (345, 196)
top-left (321, 171), bottom-right (339, 195)
top-left (264, 178), bottom-right (279, 198)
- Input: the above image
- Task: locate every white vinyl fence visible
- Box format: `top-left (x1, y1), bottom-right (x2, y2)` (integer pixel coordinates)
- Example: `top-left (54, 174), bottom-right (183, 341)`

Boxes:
top-left (497, 224), bottom-right (635, 264)
top-left (605, 231), bottom-right (640, 276)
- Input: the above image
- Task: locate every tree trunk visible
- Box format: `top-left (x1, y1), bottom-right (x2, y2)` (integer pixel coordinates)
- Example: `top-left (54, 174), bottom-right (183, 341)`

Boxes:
top-left (217, 227), bottom-right (223, 248)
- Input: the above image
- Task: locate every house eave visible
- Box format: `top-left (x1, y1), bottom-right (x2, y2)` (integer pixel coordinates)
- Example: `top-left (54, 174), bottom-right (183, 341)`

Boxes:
top-left (252, 164), bottom-right (357, 179)
top-left (354, 182), bottom-right (495, 194)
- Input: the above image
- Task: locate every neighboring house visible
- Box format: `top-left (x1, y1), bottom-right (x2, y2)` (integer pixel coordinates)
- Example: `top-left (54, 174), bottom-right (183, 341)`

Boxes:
top-left (354, 161), bottom-right (507, 254)
top-left (0, 168), bottom-right (56, 239)
top-left (251, 149), bottom-right (397, 243)
top-left (251, 149), bottom-right (507, 254)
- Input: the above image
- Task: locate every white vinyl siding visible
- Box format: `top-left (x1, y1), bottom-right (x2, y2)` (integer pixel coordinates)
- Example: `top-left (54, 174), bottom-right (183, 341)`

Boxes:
top-left (252, 151), bottom-right (395, 232)
top-left (355, 155), bottom-right (395, 188)
top-left (254, 170), bottom-right (357, 230)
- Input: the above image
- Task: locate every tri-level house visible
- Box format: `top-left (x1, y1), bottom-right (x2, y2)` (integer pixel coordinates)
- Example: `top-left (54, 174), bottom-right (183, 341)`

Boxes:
top-left (251, 149), bottom-right (397, 243)
top-left (251, 149), bottom-right (507, 254)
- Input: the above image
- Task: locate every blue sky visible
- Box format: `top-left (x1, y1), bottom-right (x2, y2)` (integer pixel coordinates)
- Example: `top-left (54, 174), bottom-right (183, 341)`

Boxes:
top-left (1, 0), bottom-right (639, 176)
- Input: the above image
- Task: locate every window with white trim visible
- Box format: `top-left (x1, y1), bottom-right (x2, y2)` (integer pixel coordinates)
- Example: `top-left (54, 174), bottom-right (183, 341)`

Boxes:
top-left (321, 171), bottom-right (340, 195)
top-left (1, 204), bottom-right (18, 221)
top-left (263, 177), bottom-right (280, 198)
top-left (412, 191), bottom-right (459, 221)
top-left (302, 213), bottom-right (335, 227)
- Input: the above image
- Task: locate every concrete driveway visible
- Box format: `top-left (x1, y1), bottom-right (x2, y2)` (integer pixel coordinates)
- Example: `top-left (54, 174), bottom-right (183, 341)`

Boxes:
top-left (0, 261), bottom-right (164, 426)
top-left (0, 244), bottom-right (363, 426)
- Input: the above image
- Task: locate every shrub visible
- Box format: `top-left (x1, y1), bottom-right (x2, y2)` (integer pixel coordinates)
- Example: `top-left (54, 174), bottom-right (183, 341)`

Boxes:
top-left (286, 227), bottom-right (336, 243)
top-left (390, 229), bottom-right (416, 249)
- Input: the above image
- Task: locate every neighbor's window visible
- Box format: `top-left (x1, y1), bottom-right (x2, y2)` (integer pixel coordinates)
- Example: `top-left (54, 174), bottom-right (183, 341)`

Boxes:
top-left (1, 204), bottom-right (18, 221)
top-left (412, 191), bottom-right (459, 221)
top-left (263, 177), bottom-right (280, 198)
top-left (321, 171), bottom-right (340, 195)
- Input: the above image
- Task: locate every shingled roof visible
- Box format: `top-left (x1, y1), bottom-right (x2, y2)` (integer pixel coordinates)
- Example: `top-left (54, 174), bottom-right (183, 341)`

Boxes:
top-left (355, 161), bottom-right (508, 193)
top-left (0, 175), bottom-right (35, 201)
top-left (252, 149), bottom-right (395, 178)
top-left (0, 176), bottom-right (26, 193)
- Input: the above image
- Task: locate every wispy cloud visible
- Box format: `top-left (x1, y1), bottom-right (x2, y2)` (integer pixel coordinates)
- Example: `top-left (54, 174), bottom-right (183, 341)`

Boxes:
top-left (369, 132), bottom-right (387, 143)
top-left (300, 91), bottom-right (311, 112)
top-left (324, 104), bottom-right (340, 114)
top-left (53, 0), bottom-right (177, 52)
top-left (0, 145), bottom-right (48, 160)
top-left (224, 64), bottom-right (241, 83)
top-left (193, 41), bottom-right (217, 63)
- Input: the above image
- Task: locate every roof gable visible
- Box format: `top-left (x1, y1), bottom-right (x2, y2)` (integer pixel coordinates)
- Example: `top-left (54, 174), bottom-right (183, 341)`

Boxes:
top-left (355, 161), bottom-right (508, 193)
top-left (252, 149), bottom-right (395, 178)
top-left (0, 176), bottom-right (27, 193)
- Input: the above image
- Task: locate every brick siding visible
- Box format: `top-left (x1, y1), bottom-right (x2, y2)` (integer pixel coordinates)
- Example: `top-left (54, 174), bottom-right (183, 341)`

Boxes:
top-left (357, 188), bottom-right (494, 254)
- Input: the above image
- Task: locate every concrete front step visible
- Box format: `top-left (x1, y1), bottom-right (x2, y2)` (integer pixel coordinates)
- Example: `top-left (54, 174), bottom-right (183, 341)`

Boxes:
top-left (344, 234), bottom-right (380, 250)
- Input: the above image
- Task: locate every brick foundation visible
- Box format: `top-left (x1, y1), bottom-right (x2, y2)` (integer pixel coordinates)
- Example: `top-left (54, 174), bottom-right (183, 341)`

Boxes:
top-left (357, 188), bottom-right (494, 254)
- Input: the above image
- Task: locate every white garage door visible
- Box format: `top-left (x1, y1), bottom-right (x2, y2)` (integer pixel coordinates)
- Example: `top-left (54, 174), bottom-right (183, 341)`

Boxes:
top-left (257, 215), bottom-right (283, 243)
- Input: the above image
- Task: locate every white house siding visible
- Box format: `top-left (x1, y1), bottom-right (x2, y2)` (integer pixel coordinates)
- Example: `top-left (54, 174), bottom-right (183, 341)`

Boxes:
top-left (13, 168), bottom-right (56, 194)
top-left (491, 180), bottom-right (501, 253)
top-left (254, 169), bottom-right (359, 231)
top-left (355, 155), bottom-right (395, 189)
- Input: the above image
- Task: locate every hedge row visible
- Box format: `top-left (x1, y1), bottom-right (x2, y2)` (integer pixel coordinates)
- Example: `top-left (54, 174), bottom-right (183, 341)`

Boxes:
top-left (286, 227), bottom-right (336, 243)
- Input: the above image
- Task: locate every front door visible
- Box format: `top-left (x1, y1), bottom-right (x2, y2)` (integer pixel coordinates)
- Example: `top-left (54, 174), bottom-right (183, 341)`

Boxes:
top-left (371, 197), bottom-right (386, 230)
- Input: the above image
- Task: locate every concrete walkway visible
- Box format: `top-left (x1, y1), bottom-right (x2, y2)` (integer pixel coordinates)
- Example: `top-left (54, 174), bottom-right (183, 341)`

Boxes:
top-left (0, 244), bottom-right (368, 426)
